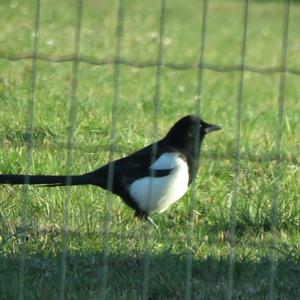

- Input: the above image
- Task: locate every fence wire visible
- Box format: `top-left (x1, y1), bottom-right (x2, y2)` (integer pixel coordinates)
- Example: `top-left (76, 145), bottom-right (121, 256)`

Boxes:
top-left (18, 0), bottom-right (40, 299)
top-left (184, 0), bottom-right (208, 298)
top-left (99, 0), bottom-right (125, 298)
top-left (0, 0), bottom-right (295, 299)
top-left (227, 0), bottom-right (248, 298)
top-left (1, 55), bottom-right (300, 75)
top-left (269, 0), bottom-right (290, 299)
top-left (141, 1), bottom-right (167, 299)
top-left (58, 0), bottom-right (84, 299)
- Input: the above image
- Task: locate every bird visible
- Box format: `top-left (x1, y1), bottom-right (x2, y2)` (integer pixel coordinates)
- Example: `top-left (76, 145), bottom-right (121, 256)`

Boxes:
top-left (0, 115), bottom-right (221, 220)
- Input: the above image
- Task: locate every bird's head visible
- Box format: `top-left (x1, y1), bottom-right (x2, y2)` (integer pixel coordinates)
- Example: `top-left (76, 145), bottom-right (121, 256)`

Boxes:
top-left (163, 115), bottom-right (221, 151)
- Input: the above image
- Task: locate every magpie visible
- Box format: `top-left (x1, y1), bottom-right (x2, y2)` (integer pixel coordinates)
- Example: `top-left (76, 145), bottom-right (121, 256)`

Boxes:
top-left (0, 115), bottom-right (221, 219)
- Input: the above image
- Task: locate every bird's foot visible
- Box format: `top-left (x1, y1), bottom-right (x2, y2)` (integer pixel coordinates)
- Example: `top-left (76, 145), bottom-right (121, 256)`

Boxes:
top-left (134, 210), bottom-right (148, 219)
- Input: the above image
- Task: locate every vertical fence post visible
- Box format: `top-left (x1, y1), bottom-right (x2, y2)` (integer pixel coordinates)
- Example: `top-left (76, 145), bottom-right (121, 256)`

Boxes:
top-left (268, 1), bottom-right (290, 299)
top-left (99, 0), bottom-right (125, 298)
top-left (59, 1), bottom-right (83, 299)
top-left (227, 0), bottom-right (248, 299)
top-left (18, 1), bottom-right (40, 299)
top-left (184, 0), bottom-right (208, 298)
top-left (142, 1), bottom-right (166, 299)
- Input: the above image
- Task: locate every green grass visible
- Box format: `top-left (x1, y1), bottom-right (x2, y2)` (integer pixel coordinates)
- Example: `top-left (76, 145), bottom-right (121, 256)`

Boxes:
top-left (1, 0), bottom-right (300, 298)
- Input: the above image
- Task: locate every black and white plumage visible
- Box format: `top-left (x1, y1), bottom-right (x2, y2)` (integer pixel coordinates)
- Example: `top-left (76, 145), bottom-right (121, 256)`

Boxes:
top-left (0, 115), bottom-right (221, 219)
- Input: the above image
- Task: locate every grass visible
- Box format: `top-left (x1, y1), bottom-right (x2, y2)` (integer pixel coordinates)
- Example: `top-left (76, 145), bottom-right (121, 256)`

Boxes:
top-left (0, 0), bottom-right (300, 298)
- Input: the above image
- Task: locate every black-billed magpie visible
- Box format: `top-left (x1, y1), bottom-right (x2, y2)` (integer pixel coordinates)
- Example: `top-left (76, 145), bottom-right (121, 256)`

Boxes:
top-left (0, 115), bottom-right (221, 219)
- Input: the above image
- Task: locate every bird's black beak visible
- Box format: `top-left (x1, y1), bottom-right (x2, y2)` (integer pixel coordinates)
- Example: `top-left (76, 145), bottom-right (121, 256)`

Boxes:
top-left (204, 123), bottom-right (221, 134)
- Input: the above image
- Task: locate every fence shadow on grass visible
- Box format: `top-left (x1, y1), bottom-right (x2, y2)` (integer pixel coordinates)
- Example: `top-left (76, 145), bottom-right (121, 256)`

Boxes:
top-left (1, 249), bottom-right (300, 299)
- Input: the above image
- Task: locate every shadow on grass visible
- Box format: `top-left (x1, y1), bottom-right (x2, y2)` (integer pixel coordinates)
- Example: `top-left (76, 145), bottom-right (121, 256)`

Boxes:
top-left (1, 250), bottom-right (300, 299)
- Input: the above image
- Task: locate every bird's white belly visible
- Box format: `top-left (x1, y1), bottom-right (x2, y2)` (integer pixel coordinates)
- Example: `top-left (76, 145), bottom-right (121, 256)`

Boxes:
top-left (129, 153), bottom-right (189, 214)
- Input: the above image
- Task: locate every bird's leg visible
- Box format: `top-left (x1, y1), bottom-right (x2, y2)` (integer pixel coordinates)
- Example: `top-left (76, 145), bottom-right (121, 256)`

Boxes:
top-left (146, 216), bottom-right (159, 229)
top-left (134, 210), bottom-right (159, 229)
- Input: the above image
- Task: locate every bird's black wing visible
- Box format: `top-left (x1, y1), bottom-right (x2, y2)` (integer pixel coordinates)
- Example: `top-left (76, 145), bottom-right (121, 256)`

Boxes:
top-left (88, 141), bottom-right (173, 188)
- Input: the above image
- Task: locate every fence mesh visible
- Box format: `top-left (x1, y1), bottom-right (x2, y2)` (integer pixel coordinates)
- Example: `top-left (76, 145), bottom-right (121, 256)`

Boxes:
top-left (0, 0), bottom-right (299, 299)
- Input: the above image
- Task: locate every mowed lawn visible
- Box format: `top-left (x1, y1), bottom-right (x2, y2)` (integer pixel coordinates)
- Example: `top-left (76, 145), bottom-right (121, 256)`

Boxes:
top-left (0, 0), bottom-right (300, 298)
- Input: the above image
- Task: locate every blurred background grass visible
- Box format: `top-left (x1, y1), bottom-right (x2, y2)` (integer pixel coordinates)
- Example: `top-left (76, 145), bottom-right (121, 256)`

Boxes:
top-left (0, 0), bottom-right (300, 298)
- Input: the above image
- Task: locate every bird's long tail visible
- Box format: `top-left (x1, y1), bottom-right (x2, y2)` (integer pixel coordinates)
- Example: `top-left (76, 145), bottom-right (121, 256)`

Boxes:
top-left (0, 174), bottom-right (99, 186)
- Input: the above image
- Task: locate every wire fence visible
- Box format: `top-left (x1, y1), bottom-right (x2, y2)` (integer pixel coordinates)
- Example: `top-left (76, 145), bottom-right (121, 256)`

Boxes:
top-left (2, 52), bottom-right (300, 75)
top-left (0, 0), bottom-right (298, 299)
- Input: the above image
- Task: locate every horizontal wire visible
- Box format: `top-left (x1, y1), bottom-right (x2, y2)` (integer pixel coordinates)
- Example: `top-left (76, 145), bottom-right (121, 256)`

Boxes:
top-left (0, 54), bottom-right (300, 75)
top-left (1, 141), bottom-right (299, 165)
